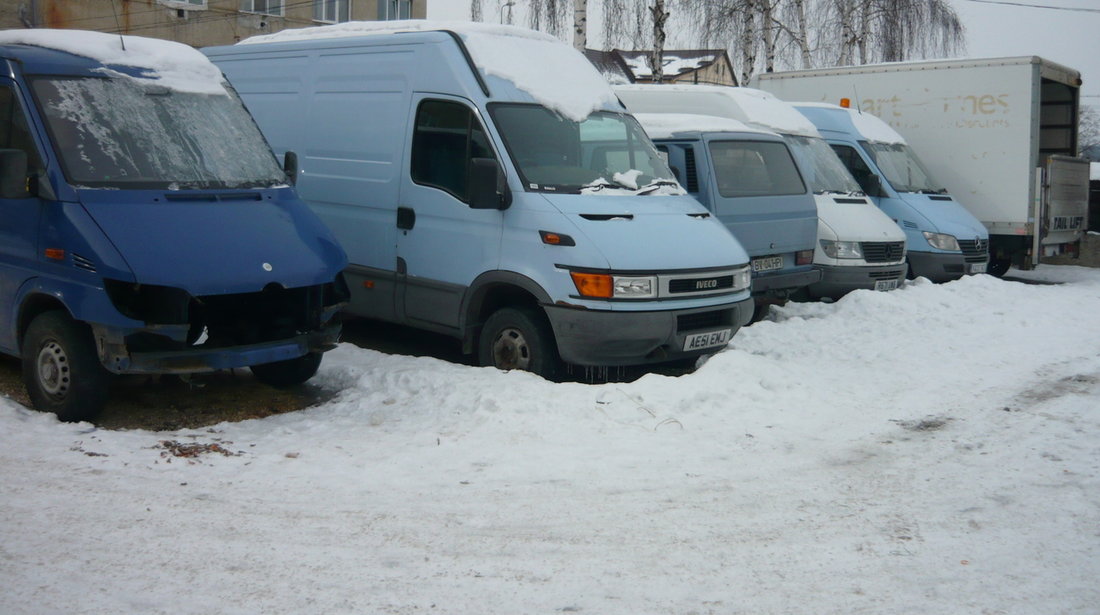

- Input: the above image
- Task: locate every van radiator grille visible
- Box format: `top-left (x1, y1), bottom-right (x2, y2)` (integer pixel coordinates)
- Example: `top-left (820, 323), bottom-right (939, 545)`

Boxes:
top-left (677, 310), bottom-right (730, 332)
top-left (684, 148), bottom-right (699, 192)
top-left (957, 239), bottom-right (989, 263)
top-left (668, 275), bottom-right (734, 294)
top-left (869, 269), bottom-right (902, 280)
top-left (860, 241), bottom-right (905, 263)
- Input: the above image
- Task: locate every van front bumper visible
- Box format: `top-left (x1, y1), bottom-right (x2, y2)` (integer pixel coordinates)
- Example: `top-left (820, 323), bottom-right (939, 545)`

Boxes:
top-left (93, 322), bottom-right (342, 374)
top-left (543, 297), bottom-right (754, 367)
top-left (907, 251), bottom-right (987, 282)
top-left (807, 263), bottom-right (908, 300)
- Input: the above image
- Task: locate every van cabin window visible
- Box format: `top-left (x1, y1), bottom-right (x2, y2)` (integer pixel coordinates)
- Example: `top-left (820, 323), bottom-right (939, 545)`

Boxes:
top-left (708, 140), bottom-right (805, 198)
top-left (830, 144), bottom-right (876, 184)
top-left (411, 100), bottom-right (495, 203)
top-left (0, 85), bottom-right (45, 177)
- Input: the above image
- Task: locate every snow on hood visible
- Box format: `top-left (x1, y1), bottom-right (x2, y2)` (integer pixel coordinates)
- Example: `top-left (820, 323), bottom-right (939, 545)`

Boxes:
top-left (633, 112), bottom-right (775, 139)
top-left (615, 84), bottom-right (821, 138)
top-left (0, 29), bottom-right (227, 95)
top-left (239, 20), bottom-right (619, 122)
top-left (796, 102), bottom-right (905, 144)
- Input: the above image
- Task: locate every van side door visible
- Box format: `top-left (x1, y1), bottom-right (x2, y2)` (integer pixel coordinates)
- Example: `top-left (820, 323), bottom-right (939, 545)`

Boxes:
top-left (0, 82), bottom-right (46, 353)
top-left (396, 96), bottom-right (504, 332)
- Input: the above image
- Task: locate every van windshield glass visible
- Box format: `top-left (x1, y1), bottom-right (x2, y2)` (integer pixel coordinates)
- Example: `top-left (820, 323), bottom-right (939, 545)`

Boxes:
top-left (489, 104), bottom-right (679, 194)
top-left (708, 140), bottom-right (805, 198)
top-left (30, 77), bottom-right (286, 190)
top-left (783, 134), bottom-right (861, 195)
top-left (862, 141), bottom-right (944, 193)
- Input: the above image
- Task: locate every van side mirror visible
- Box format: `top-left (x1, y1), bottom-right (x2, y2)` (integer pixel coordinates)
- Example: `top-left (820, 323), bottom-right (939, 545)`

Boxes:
top-left (860, 173), bottom-right (887, 198)
top-left (0, 149), bottom-right (30, 199)
top-left (283, 151), bottom-right (298, 185)
top-left (469, 157), bottom-right (511, 210)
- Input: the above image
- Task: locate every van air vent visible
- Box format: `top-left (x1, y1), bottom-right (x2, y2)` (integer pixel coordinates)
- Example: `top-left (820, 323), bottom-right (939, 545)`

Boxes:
top-left (580, 214), bottom-right (633, 221)
top-left (684, 148), bottom-right (699, 193)
top-left (72, 253), bottom-right (97, 273)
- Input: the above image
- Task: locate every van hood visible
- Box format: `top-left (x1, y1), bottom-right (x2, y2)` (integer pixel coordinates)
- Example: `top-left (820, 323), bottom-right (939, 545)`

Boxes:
top-left (539, 193), bottom-right (749, 269)
top-left (78, 189), bottom-right (347, 296)
top-left (897, 193), bottom-right (988, 241)
top-left (815, 194), bottom-right (906, 242)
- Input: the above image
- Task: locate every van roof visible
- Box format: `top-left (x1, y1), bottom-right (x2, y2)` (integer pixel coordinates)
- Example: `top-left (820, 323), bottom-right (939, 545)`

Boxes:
top-left (0, 29), bottom-right (226, 95)
top-left (615, 84), bottom-right (821, 138)
top-left (234, 20), bottom-right (619, 122)
top-left (794, 102), bottom-right (906, 145)
top-left (633, 112), bottom-right (778, 140)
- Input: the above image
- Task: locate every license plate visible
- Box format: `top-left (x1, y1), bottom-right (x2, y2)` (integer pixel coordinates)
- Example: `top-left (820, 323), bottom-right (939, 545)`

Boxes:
top-left (874, 279), bottom-right (898, 291)
top-left (752, 256), bottom-right (783, 273)
top-left (683, 329), bottom-right (731, 351)
top-left (970, 262), bottom-right (987, 274)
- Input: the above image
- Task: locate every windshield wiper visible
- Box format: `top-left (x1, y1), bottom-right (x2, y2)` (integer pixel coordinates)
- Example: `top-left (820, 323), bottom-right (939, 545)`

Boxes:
top-left (636, 179), bottom-right (681, 195)
top-left (582, 178), bottom-right (635, 192)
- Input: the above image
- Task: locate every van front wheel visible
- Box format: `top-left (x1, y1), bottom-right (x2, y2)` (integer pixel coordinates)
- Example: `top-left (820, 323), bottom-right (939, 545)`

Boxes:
top-left (250, 353), bottom-right (323, 388)
top-left (22, 311), bottom-right (111, 423)
top-left (478, 307), bottom-right (561, 381)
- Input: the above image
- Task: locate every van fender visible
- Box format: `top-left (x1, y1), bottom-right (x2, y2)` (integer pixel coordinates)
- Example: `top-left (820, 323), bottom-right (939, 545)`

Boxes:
top-left (11, 276), bottom-right (139, 353)
top-left (459, 270), bottom-right (554, 354)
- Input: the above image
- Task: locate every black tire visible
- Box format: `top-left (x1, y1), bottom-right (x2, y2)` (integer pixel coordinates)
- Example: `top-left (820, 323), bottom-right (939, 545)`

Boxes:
top-left (477, 307), bottom-right (562, 380)
top-left (22, 311), bottom-right (111, 423)
top-left (250, 352), bottom-right (322, 388)
top-left (987, 258), bottom-right (1011, 278)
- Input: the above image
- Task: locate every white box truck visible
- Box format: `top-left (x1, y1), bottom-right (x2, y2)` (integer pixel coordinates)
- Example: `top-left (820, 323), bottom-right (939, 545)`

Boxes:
top-left (753, 57), bottom-right (1091, 276)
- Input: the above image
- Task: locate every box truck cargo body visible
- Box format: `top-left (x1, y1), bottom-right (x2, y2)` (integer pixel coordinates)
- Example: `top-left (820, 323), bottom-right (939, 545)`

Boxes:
top-left (206, 22), bottom-right (755, 379)
top-left (753, 57), bottom-right (1090, 275)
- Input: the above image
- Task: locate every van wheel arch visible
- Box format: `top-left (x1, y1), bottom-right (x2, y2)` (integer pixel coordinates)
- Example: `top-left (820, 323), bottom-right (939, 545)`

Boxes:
top-left (17, 293), bottom-right (70, 352)
top-left (460, 272), bottom-right (553, 355)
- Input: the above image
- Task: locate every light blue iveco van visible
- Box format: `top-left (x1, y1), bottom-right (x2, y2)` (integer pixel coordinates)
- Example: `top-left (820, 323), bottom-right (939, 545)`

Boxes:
top-left (205, 22), bottom-right (755, 379)
top-left (794, 103), bottom-right (989, 281)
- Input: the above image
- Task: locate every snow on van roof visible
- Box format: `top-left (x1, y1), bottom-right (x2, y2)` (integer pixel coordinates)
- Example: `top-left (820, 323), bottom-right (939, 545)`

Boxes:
top-left (1092, 162), bottom-right (1100, 181)
top-left (615, 84), bottom-right (820, 137)
top-left (633, 112), bottom-right (774, 139)
top-left (795, 102), bottom-right (906, 144)
top-left (240, 20), bottom-right (619, 122)
top-left (0, 29), bottom-right (227, 95)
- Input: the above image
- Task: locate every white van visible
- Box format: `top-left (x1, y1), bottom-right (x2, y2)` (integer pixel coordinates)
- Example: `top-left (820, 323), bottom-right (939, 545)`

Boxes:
top-left (206, 23), bottom-right (754, 378)
top-left (616, 85), bottom-right (908, 300)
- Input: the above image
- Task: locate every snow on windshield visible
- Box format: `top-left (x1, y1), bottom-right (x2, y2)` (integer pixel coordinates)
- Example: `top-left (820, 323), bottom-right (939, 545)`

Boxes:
top-left (0, 29), bottom-right (227, 95)
top-left (240, 20), bottom-right (619, 122)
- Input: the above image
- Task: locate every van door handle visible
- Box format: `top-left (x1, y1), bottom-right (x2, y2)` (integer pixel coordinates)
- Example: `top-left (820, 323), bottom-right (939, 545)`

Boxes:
top-left (397, 206), bottom-right (415, 230)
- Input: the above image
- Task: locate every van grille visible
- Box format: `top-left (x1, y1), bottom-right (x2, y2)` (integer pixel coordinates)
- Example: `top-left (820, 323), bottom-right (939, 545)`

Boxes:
top-left (860, 241), bottom-right (905, 263)
top-left (668, 275), bottom-right (734, 294)
top-left (957, 239), bottom-right (989, 263)
top-left (869, 269), bottom-right (902, 280)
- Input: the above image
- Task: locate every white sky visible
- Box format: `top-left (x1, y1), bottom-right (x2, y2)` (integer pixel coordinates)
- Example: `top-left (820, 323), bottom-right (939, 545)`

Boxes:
top-left (427, 0), bottom-right (1100, 101)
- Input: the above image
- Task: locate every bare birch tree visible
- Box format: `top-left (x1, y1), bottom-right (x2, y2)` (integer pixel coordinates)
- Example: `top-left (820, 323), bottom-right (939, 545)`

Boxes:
top-left (648, 0), bottom-right (670, 81)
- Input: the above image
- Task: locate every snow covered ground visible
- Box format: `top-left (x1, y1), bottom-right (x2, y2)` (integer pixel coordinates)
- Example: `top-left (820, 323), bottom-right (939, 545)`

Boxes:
top-left (2, 268), bottom-right (1098, 614)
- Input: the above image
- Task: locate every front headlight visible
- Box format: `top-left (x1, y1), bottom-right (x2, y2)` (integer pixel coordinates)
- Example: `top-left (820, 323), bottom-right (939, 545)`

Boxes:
top-left (922, 231), bottom-right (960, 251)
top-left (820, 239), bottom-right (863, 259)
top-left (733, 267), bottom-right (752, 291)
top-left (571, 272), bottom-right (657, 299)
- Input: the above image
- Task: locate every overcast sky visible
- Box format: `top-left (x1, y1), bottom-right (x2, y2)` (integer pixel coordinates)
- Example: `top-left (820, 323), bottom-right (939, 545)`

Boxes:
top-left (426, 0), bottom-right (1099, 102)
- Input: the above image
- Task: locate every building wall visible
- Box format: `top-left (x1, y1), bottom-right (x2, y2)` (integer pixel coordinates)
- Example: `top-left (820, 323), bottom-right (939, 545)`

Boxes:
top-left (669, 61), bottom-right (736, 87)
top-left (1, 0), bottom-right (426, 47)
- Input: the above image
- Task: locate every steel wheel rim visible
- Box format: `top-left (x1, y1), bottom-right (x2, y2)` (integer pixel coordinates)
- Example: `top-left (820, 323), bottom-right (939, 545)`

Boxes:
top-left (36, 340), bottom-right (70, 397)
top-left (491, 327), bottom-right (531, 370)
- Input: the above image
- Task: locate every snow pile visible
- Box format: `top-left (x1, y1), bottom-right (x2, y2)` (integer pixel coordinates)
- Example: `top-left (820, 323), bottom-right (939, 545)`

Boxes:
top-left (616, 84), bottom-right (821, 137)
top-left (240, 20), bottom-right (618, 122)
top-left (633, 112), bottom-right (773, 139)
top-left (2, 268), bottom-right (1100, 613)
top-left (0, 29), bottom-right (227, 95)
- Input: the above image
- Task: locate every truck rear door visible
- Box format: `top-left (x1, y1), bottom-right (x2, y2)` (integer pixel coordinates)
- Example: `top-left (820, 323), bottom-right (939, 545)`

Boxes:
top-left (1042, 155), bottom-right (1090, 247)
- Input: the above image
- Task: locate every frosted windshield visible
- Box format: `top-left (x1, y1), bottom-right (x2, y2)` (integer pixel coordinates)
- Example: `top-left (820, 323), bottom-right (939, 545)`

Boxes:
top-left (783, 134), bottom-right (861, 194)
top-left (30, 77), bottom-right (285, 189)
top-left (490, 104), bottom-right (678, 194)
top-left (863, 142), bottom-right (944, 193)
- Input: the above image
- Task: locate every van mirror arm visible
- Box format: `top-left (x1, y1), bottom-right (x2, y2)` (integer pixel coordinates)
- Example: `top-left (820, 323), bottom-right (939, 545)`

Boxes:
top-left (283, 151), bottom-right (298, 185)
top-left (469, 157), bottom-right (512, 210)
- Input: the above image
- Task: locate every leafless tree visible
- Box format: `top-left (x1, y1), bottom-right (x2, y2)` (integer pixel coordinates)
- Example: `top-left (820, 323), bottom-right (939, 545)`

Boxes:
top-left (648, 0), bottom-right (670, 81)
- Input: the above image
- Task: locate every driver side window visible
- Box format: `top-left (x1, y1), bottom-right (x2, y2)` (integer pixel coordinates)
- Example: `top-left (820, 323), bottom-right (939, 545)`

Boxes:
top-left (411, 100), bottom-right (494, 203)
top-left (0, 85), bottom-right (45, 177)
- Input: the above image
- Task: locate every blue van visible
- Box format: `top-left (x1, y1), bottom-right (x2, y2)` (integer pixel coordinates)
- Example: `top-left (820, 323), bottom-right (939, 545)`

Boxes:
top-left (794, 104), bottom-right (989, 281)
top-left (206, 22), bottom-right (755, 379)
top-left (0, 30), bottom-right (348, 421)
top-left (629, 112), bottom-right (819, 313)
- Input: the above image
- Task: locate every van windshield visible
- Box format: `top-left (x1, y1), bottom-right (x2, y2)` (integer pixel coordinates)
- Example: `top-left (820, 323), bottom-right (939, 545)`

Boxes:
top-left (862, 141), bottom-right (944, 193)
top-left (30, 77), bottom-right (286, 190)
top-left (489, 104), bottom-right (680, 194)
top-left (708, 140), bottom-right (805, 198)
top-left (783, 134), bottom-right (861, 195)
